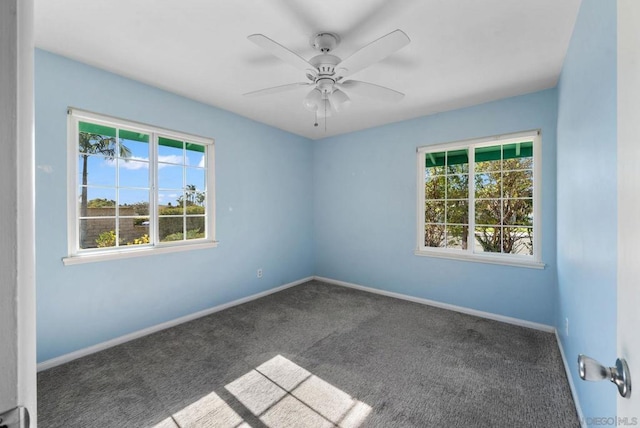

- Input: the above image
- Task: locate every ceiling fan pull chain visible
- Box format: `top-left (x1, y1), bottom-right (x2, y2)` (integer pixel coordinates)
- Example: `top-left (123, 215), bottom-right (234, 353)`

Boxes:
top-left (324, 101), bottom-right (327, 132)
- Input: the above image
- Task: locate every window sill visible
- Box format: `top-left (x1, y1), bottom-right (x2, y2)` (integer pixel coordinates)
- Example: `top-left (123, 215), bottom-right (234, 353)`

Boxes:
top-left (414, 249), bottom-right (545, 269)
top-left (62, 240), bottom-right (218, 265)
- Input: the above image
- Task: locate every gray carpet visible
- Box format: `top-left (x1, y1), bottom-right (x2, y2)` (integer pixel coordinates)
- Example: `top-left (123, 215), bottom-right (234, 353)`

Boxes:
top-left (38, 280), bottom-right (579, 427)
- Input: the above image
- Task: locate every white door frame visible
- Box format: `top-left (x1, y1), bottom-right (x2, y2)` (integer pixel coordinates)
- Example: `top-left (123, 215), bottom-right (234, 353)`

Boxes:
top-left (0, 0), bottom-right (37, 425)
top-left (617, 0), bottom-right (640, 420)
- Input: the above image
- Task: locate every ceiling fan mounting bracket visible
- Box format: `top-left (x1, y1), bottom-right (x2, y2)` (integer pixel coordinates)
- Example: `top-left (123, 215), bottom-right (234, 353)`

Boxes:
top-left (310, 32), bottom-right (340, 53)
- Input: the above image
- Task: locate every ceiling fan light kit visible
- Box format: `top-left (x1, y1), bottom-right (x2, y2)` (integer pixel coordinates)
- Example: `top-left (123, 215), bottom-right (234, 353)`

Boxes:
top-left (245, 29), bottom-right (411, 127)
top-left (303, 88), bottom-right (322, 111)
top-left (329, 88), bottom-right (351, 112)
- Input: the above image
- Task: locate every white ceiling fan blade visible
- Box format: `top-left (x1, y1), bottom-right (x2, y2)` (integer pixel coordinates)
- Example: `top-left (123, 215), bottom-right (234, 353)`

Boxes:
top-left (335, 29), bottom-right (410, 78)
top-left (243, 82), bottom-right (312, 97)
top-left (338, 80), bottom-right (404, 102)
top-left (248, 34), bottom-right (313, 71)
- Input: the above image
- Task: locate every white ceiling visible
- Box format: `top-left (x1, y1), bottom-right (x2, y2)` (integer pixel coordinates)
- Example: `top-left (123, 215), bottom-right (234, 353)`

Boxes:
top-left (34, 0), bottom-right (581, 140)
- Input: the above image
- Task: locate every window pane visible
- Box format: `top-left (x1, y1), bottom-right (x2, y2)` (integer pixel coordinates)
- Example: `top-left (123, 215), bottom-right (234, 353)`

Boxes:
top-left (425, 176), bottom-right (445, 200)
top-left (159, 216), bottom-right (184, 242)
top-left (125, 201), bottom-right (149, 216)
top-left (446, 174), bottom-right (468, 199)
top-left (425, 200), bottom-right (445, 223)
top-left (159, 204), bottom-right (184, 215)
top-left (158, 137), bottom-right (184, 164)
top-left (158, 191), bottom-right (182, 210)
top-left (503, 157), bottom-right (533, 171)
top-left (446, 200), bottom-right (468, 224)
top-left (186, 168), bottom-right (206, 194)
top-left (503, 227), bottom-right (533, 255)
top-left (118, 159), bottom-right (149, 188)
top-left (474, 172), bottom-right (501, 199)
top-left (119, 188), bottom-right (149, 212)
top-left (133, 216), bottom-right (150, 227)
top-left (79, 123), bottom-right (116, 155)
top-left (502, 170), bottom-right (533, 198)
top-left (446, 149), bottom-right (468, 174)
top-left (446, 225), bottom-right (468, 250)
top-left (475, 199), bottom-right (501, 225)
top-left (172, 192), bottom-right (205, 211)
top-left (80, 187), bottom-right (116, 217)
top-left (79, 121), bottom-right (116, 136)
top-left (79, 218), bottom-right (116, 249)
top-left (425, 224), bottom-right (445, 248)
top-left (119, 131), bottom-right (149, 159)
top-left (184, 180), bottom-right (206, 209)
top-left (186, 216), bottom-right (205, 240)
top-left (186, 204), bottom-right (206, 217)
top-left (503, 199), bottom-right (533, 226)
top-left (120, 218), bottom-right (150, 246)
top-left (425, 151), bottom-right (446, 176)
top-left (474, 227), bottom-right (502, 253)
top-left (158, 164), bottom-right (184, 190)
top-left (186, 143), bottom-right (206, 167)
top-left (78, 155), bottom-right (115, 187)
top-left (503, 141), bottom-right (533, 170)
top-left (475, 145), bottom-right (502, 172)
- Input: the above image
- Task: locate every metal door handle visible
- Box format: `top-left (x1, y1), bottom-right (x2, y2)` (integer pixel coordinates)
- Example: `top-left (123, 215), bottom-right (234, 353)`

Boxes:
top-left (578, 354), bottom-right (632, 398)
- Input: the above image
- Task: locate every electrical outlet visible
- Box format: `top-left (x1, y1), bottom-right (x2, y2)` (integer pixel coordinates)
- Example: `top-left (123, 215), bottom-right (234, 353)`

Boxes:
top-left (257, 268), bottom-right (263, 278)
top-left (565, 317), bottom-right (569, 336)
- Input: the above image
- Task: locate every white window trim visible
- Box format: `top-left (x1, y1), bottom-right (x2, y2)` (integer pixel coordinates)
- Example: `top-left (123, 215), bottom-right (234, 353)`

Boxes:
top-left (415, 130), bottom-right (544, 269)
top-left (64, 108), bottom-right (217, 265)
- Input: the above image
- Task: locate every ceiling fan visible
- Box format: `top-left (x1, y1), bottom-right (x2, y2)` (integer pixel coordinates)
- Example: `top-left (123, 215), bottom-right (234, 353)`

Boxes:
top-left (244, 29), bottom-right (411, 119)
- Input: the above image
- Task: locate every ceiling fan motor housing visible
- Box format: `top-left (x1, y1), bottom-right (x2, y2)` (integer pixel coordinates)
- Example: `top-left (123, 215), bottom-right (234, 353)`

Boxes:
top-left (310, 54), bottom-right (340, 77)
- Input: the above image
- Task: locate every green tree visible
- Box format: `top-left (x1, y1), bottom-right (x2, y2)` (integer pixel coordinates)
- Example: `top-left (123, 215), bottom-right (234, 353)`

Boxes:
top-left (79, 131), bottom-right (131, 247)
top-left (128, 201), bottom-right (149, 216)
top-left (474, 157), bottom-right (533, 254)
top-left (87, 198), bottom-right (116, 208)
top-left (424, 162), bottom-right (469, 249)
top-left (424, 150), bottom-right (533, 255)
top-left (176, 184), bottom-right (205, 207)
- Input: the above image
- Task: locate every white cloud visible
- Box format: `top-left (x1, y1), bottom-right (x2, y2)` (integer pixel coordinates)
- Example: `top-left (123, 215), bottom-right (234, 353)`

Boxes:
top-left (105, 156), bottom-right (149, 170)
top-left (158, 192), bottom-right (179, 202)
top-left (197, 155), bottom-right (205, 168)
top-left (158, 155), bottom-right (183, 166)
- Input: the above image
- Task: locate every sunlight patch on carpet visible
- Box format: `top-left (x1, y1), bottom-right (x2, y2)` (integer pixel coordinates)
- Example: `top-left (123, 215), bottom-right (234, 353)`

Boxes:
top-left (226, 355), bottom-right (371, 427)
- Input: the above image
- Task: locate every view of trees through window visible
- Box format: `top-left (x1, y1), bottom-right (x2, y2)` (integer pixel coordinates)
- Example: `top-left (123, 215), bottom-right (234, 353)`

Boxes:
top-left (77, 121), bottom-right (208, 251)
top-left (424, 140), bottom-right (534, 256)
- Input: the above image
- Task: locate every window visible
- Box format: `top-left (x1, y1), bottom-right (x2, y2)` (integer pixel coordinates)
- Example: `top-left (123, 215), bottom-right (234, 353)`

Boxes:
top-left (415, 131), bottom-right (542, 268)
top-left (65, 109), bottom-right (216, 264)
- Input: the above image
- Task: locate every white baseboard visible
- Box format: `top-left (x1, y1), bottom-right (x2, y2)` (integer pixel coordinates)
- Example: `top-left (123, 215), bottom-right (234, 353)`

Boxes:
top-left (37, 276), bottom-right (314, 372)
top-left (312, 276), bottom-right (555, 333)
top-left (555, 330), bottom-right (585, 428)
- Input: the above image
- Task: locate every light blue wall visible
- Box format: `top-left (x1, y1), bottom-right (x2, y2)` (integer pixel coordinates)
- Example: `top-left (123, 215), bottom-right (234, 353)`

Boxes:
top-left (35, 50), bottom-right (314, 362)
top-left (556, 0), bottom-right (617, 421)
top-left (313, 89), bottom-right (558, 325)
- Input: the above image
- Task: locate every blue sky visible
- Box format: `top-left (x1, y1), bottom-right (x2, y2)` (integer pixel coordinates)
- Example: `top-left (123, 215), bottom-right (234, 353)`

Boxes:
top-left (79, 138), bottom-right (206, 206)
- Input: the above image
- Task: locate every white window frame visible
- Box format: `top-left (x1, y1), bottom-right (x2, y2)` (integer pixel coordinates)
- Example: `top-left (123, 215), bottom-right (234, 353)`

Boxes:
top-left (415, 130), bottom-right (544, 269)
top-left (64, 108), bottom-right (217, 265)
